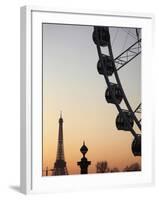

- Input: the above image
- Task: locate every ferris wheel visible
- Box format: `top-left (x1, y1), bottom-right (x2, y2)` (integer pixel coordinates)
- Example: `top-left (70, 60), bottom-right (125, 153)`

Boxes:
top-left (92, 26), bottom-right (141, 156)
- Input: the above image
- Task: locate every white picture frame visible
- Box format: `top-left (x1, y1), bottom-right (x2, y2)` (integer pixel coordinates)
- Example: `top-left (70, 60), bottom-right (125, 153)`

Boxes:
top-left (20, 6), bottom-right (154, 194)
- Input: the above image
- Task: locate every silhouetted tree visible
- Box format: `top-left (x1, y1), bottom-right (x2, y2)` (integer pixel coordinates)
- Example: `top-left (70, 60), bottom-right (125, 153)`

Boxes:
top-left (110, 167), bottom-right (120, 173)
top-left (123, 162), bottom-right (141, 172)
top-left (96, 161), bottom-right (109, 173)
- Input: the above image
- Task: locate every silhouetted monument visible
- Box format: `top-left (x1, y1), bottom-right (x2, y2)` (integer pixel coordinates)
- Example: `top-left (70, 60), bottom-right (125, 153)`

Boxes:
top-left (52, 112), bottom-right (68, 175)
top-left (77, 141), bottom-right (91, 174)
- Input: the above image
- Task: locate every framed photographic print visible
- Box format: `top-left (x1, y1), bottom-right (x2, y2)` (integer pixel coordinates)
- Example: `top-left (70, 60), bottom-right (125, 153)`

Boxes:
top-left (20, 6), bottom-right (154, 194)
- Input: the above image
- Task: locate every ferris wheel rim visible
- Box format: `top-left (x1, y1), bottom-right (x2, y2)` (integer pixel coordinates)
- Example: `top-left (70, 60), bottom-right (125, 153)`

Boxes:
top-left (93, 26), bottom-right (141, 139)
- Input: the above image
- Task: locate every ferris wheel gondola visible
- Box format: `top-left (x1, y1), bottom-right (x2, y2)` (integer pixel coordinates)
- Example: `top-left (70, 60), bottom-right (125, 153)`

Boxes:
top-left (97, 54), bottom-right (114, 76)
top-left (105, 83), bottom-right (123, 104)
top-left (132, 134), bottom-right (141, 156)
top-left (93, 27), bottom-right (110, 46)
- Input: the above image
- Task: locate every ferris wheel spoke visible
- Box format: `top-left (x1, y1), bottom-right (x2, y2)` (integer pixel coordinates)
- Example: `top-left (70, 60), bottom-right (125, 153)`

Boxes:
top-left (134, 103), bottom-right (141, 114)
top-left (114, 39), bottom-right (141, 71)
top-left (122, 28), bottom-right (138, 40)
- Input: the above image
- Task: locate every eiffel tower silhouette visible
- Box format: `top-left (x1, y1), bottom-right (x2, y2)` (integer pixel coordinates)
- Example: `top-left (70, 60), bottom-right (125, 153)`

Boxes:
top-left (52, 112), bottom-right (68, 175)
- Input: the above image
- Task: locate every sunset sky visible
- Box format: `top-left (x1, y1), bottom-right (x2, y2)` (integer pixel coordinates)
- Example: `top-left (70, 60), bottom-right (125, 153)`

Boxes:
top-left (42, 23), bottom-right (141, 175)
